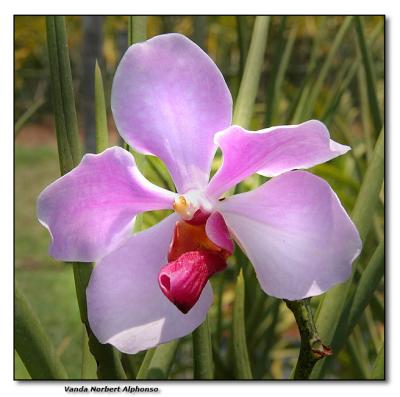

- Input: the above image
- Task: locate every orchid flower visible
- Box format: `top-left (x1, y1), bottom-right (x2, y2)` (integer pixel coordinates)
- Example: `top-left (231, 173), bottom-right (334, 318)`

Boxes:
top-left (37, 33), bottom-right (361, 354)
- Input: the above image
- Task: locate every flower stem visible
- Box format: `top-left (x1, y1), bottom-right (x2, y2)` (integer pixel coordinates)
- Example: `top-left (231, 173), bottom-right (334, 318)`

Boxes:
top-left (192, 315), bottom-right (214, 379)
top-left (285, 298), bottom-right (332, 380)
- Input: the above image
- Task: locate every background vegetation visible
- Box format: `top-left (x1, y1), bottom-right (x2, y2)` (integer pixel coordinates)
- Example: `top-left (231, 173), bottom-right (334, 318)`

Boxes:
top-left (15, 15), bottom-right (384, 379)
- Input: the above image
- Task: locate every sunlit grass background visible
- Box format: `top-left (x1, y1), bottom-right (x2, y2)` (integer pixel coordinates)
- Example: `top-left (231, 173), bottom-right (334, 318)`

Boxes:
top-left (15, 15), bottom-right (384, 379)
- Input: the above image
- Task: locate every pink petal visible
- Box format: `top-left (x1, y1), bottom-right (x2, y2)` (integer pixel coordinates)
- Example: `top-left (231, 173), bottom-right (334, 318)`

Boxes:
top-left (87, 214), bottom-right (213, 354)
top-left (217, 171), bottom-right (361, 300)
top-left (205, 211), bottom-right (234, 254)
top-left (37, 147), bottom-right (176, 262)
top-left (111, 33), bottom-right (232, 194)
top-left (206, 120), bottom-right (349, 199)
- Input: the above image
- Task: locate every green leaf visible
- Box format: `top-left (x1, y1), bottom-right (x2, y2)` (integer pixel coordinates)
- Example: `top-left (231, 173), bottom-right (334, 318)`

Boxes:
top-left (192, 315), bottom-right (214, 379)
top-left (236, 16), bottom-right (251, 80)
top-left (46, 16), bottom-right (81, 173)
top-left (46, 15), bottom-right (126, 379)
top-left (266, 25), bottom-right (297, 126)
top-left (81, 325), bottom-right (97, 379)
top-left (136, 348), bottom-right (156, 379)
top-left (233, 16), bottom-right (270, 128)
top-left (301, 16), bottom-right (353, 121)
top-left (139, 341), bottom-right (179, 379)
top-left (94, 60), bottom-right (109, 153)
top-left (73, 262), bottom-right (127, 380)
top-left (347, 330), bottom-right (369, 378)
top-left (15, 97), bottom-right (45, 135)
top-left (127, 15), bottom-right (149, 234)
top-left (311, 128), bottom-right (384, 379)
top-left (318, 239), bottom-right (384, 378)
top-left (321, 18), bottom-right (383, 129)
top-left (370, 341), bottom-right (385, 379)
top-left (354, 16), bottom-right (382, 134)
top-left (46, 16), bottom-right (74, 173)
top-left (15, 285), bottom-right (68, 379)
top-left (121, 351), bottom-right (146, 379)
top-left (128, 16), bottom-right (147, 46)
top-left (289, 17), bottom-right (328, 123)
top-left (264, 16), bottom-right (287, 126)
top-left (232, 271), bottom-right (253, 379)
top-left (348, 240), bottom-right (384, 332)
top-left (352, 129), bottom-right (384, 241)
top-left (87, 336), bottom-right (127, 380)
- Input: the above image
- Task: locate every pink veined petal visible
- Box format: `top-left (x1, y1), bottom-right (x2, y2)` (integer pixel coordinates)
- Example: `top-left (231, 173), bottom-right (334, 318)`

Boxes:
top-left (87, 214), bottom-right (213, 354)
top-left (37, 147), bottom-right (176, 262)
top-left (217, 171), bottom-right (362, 300)
top-left (111, 33), bottom-right (232, 194)
top-left (205, 211), bottom-right (234, 254)
top-left (206, 120), bottom-right (350, 199)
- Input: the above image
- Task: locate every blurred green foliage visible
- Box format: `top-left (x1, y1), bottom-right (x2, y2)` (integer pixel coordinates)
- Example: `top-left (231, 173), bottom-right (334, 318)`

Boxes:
top-left (15, 15), bottom-right (384, 379)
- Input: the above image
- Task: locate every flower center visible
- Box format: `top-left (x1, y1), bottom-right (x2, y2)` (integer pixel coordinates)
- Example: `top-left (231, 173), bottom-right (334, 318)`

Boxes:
top-left (158, 214), bottom-right (231, 314)
top-left (172, 189), bottom-right (214, 222)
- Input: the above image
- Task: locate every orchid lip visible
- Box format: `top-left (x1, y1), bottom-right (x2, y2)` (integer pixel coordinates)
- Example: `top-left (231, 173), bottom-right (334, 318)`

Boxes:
top-left (158, 250), bottom-right (227, 314)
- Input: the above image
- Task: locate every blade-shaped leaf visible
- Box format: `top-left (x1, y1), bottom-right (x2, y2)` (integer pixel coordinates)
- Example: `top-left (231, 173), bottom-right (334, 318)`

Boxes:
top-left (232, 271), bottom-right (253, 379)
top-left (15, 285), bottom-right (68, 379)
top-left (192, 315), bottom-right (214, 379)
top-left (94, 60), bottom-right (109, 153)
top-left (311, 129), bottom-right (384, 379)
top-left (233, 16), bottom-right (270, 128)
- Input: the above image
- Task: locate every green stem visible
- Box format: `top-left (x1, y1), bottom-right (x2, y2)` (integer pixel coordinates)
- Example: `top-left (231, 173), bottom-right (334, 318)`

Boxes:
top-left (370, 341), bottom-right (385, 379)
top-left (347, 331), bottom-right (369, 378)
top-left (232, 271), bottom-right (252, 379)
top-left (285, 299), bottom-right (332, 379)
top-left (233, 16), bottom-right (270, 128)
top-left (46, 16), bottom-right (82, 167)
top-left (94, 60), bottom-right (109, 152)
top-left (236, 16), bottom-right (250, 83)
top-left (73, 265), bottom-right (127, 379)
top-left (136, 348), bottom-right (156, 379)
top-left (46, 15), bottom-right (126, 380)
top-left (302, 16), bottom-right (353, 120)
top-left (354, 16), bottom-right (382, 134)
top-left (192, 315), bottom-right (214, 379)
top-left (15, 98), bottom-right (45, 135)
top-left (348, 240), bottom-right (384, 332)
top-left (81, 325), bottom-right (97, 379)
top-left (352, 129), bottom-right (384, 241)
top-left (140, 341), bottom-right (179, 379)
top-left (15, 285), bottom-right (68, 379)
top-left (311, 129), bottom-right (384, 379)
top-left (126, 15), bottom-right (149, 233)
top-left (289, 17), bottom-right (328, 124)
top-left (146, 156), bottom-right (175, 191)
top-left (128, 16), bottom-right (147, 45)
top-left (46, 16), bottom-right (74, 172)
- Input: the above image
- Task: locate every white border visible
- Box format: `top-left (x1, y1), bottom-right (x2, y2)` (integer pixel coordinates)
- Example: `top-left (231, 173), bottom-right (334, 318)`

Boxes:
top-left (2, 2), bottom-right (399, 396)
